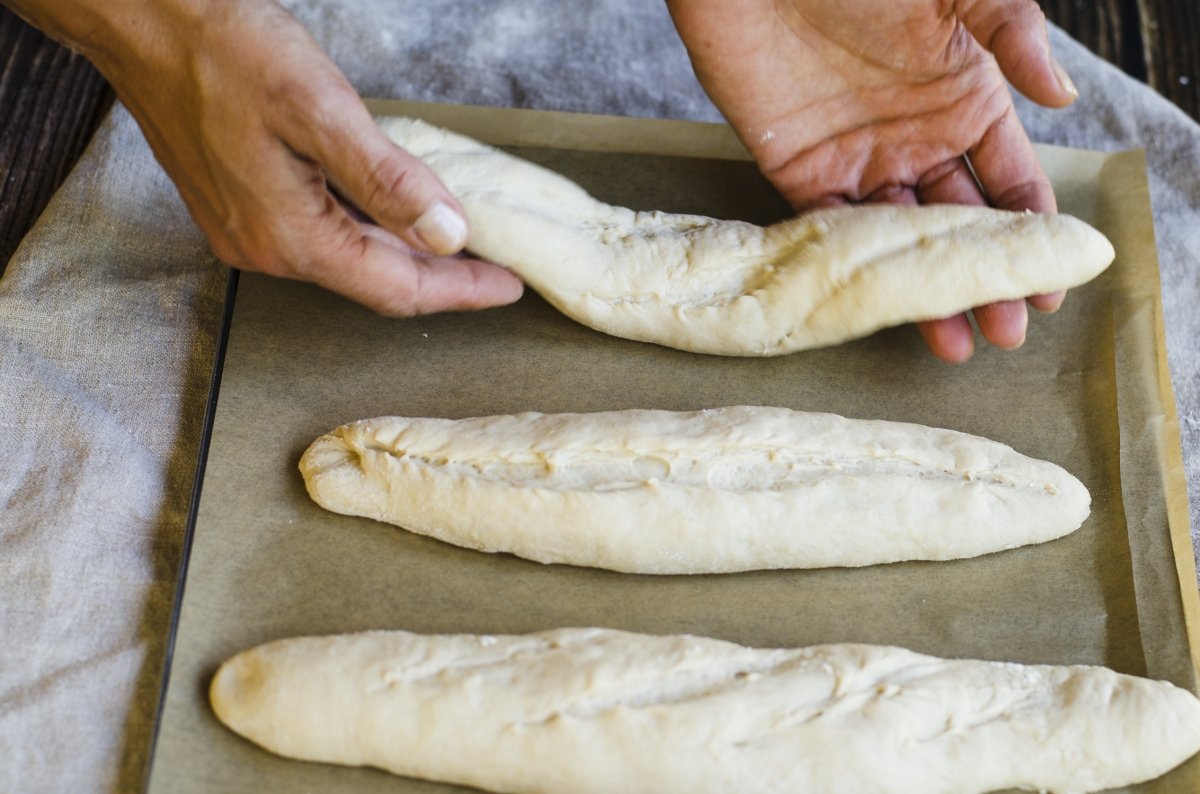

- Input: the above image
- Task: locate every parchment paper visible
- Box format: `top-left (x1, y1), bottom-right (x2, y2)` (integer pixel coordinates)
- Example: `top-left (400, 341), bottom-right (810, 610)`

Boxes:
top-left (146, 102), bottom-right (1200, 793)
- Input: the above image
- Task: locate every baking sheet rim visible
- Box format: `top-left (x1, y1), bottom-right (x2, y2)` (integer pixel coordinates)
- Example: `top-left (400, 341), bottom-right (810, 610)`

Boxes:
top-left (141, 100), bottom-right (1200, 791)
top-left (363, 100), bottom-right (1200, 675)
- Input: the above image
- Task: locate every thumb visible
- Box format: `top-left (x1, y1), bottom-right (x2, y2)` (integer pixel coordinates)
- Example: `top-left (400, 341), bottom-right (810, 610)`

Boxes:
top-left (957, 0), bottom-right (1078, 108)
top-left (292, 87), bottom-right (471, 256)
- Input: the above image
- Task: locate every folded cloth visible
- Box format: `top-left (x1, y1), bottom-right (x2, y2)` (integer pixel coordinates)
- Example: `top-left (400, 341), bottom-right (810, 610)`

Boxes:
top-left (0, 1), bottom-right (1197, 791)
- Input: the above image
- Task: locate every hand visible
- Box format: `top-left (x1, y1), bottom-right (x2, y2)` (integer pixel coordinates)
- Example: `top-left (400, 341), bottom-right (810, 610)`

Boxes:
top-left (10, 0), bottom-right (523, 315)
top-left (668, 0), bottom-right (1079, 362)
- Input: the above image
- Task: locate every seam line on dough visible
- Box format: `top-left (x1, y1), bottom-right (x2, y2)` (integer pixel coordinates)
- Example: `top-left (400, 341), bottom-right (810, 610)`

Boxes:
top-left (355, 441), bottom-right (1052, 494)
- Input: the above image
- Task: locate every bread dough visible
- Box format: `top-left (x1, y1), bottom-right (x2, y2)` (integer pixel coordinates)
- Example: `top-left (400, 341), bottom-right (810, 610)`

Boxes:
top-left (210, 627), bottom-right (1200, 794)
top-left (380, 116), bottom-right (1115, 356)
top-left (299, 406), bottom-right (1090, 573)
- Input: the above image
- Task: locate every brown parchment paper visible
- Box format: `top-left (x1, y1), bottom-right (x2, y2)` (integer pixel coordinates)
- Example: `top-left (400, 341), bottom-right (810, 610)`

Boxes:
top-left (146, 101), bottom-right (1200, 793)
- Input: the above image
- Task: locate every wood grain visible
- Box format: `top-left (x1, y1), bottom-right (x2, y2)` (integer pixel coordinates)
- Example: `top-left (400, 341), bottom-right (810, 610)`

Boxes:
top-left (1138, 0), bottom-right (1200, 119)
top-left (1040, 0), bottom-right (1199, 119)
top-left (0, 7), bottom-right (112, 273)
top-left (1040, 0), bottom-right (1139, 74)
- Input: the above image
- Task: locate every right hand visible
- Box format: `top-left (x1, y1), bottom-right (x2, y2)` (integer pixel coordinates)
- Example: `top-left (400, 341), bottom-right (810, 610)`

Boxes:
top-left (668, 0), bottom-right (1079, 362)
top-left (46, 0), bottom-right (524, 315)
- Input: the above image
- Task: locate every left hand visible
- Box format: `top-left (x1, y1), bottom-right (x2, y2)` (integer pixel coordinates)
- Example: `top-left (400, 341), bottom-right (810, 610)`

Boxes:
top-left (667, 0), bottom-right (1079, 362)
top-left (13, 0), bottom-right (524, 317)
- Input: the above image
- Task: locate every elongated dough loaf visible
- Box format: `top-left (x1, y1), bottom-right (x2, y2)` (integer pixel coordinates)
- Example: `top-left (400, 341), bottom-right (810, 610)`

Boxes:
top-left (379, 116), bottom-right (1115, 356)
top-left (299, 406), bottom-right (1089, 573)
top-left (211, 627), bottom-right (1200, 794)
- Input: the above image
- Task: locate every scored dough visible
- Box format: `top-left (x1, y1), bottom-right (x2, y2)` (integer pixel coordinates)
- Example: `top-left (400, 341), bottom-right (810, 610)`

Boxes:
top-left (299, 406), bottom-right (1090, 573)
top-left (210, 627), bottom-right (1200, 794)
top-left (380, 116), bottom-right (1115, 356)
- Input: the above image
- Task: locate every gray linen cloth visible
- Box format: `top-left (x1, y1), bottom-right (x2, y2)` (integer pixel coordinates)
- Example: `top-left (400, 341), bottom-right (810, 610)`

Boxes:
top-left (1, 1), bottom-right (1197, 790)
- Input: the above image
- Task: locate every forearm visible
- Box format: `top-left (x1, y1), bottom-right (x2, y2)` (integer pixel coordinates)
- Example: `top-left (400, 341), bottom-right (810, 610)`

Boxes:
top-left (1, 0), bottom-right (208, 83)
top-left (2, 0), bottom-right (518, 315)
top-left (2, 0), bottom-right (105, 48)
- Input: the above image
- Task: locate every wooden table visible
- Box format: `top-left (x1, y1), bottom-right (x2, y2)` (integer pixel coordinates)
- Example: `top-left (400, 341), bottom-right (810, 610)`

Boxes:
top-left (1, 2), bottom-right (1197, 274)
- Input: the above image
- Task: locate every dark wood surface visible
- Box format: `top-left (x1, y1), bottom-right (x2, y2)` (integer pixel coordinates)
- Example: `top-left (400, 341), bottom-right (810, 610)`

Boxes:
top-left (1041, 0), bottom-right (1199, 118)
top-left (0, 3), bottom-right (1197, 275)
top-left (0, 8), bottom-right (111, 271)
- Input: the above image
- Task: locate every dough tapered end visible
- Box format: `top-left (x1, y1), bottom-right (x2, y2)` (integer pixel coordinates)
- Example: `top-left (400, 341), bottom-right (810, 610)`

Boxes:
top-left (377, 116), bottom-right (1117, 356)
top-left (210, 629), bottom-right (1200, 794)
top-left (298, 408), bottom-right (1091, 573)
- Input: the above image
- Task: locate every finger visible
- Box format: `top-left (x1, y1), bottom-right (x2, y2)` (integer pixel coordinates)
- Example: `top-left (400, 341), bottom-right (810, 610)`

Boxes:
top-left (916, 157), bottom-right (987, 206)
top-left (908, 158), bottom-right (988, 360)
top-left (1029, 290), bottom-right (1065, 312)
top-left (912, 157), bottom-right (1030, 355)
top-left (209, 137), bottom-right (523, 316)
top-left (957, 0), bottom-right (1078, 108)
top-left (972, 298), bottom-right (1028, 349)
top-left (865, 184), bottom-right (918, 206)
top-left (288, 83), bottom-right (471, 256)
top-left (309, 211), bottom-right (523, 316)
top-left (966, 106), bottom-right (1058, 341)
top-left (968, 107), bottom-right (1057, 213)
top-left (917, 315), bottom-right (975, 364)
top-left (359, 221), bottom-right (418, 252)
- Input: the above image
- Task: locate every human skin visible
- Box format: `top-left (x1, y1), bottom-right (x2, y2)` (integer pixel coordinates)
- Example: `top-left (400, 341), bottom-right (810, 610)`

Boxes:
top-left (3, 0), bottom-right (525, 316)
top-left (667, 0), bottom-right (1080, 362)
top-left (8, 0), bottom-right (1074, 360)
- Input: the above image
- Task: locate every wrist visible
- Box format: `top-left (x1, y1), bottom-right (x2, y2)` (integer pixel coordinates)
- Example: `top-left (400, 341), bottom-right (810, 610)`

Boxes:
top-left (3, 0), bottom-right (216, 78)
top-left (0, 0), bottom-right (97, 48)
top-left (5, 0), bottom-right (130, 52)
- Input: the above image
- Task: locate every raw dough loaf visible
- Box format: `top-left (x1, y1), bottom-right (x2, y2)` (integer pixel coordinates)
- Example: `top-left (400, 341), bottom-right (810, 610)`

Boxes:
top-left (210, 627), bottom-right (1200, 794)
top-left (299, 406), bottom-right (1089, 573)
top-left (380, 116), bottom-right (1115, 356)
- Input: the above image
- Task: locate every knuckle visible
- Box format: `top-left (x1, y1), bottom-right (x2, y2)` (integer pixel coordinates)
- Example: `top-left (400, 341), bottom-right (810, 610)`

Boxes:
top-left (995, 181), bottom-right (1050, 210)
top-left (208, 224), bottom-right (295, 278)
top-left (316, 80), bottom-right (364, 123)
top-left (361, 156), bottom-right (421, 218)
top-left (266, 70), bottom-right (359, 145)
top-left (308, 86), bottom-right (362, 143)
top-left (264, 74), bottom-right (318, 123)
top-left (1020, 0), bottom-right (1047, 23)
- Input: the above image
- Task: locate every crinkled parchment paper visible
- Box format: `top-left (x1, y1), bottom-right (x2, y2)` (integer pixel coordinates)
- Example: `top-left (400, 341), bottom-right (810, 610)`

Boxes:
top-left (147, 101), bottom-right (1200, 793)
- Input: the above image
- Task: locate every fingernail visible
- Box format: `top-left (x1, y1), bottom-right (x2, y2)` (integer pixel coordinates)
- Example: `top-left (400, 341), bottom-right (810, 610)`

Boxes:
top-left (1051, 58), bottom-right (1078, 99)
top-left (413, 202), bottom-right (468, 254)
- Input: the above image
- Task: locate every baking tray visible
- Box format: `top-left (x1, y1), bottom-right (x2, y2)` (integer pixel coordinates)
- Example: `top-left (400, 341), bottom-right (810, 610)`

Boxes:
top-left (145, 100), bottom-right (1200, 792)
